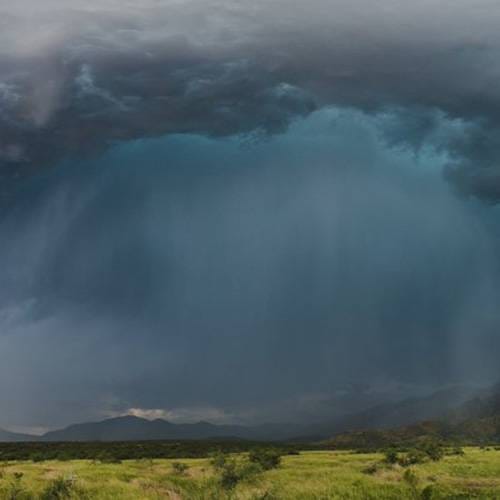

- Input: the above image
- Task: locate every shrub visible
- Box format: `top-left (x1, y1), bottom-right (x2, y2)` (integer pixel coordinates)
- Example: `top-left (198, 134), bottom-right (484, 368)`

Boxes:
top-left (40, 477), bottom-right (76, 500)
top-left (30, 453), bottom-right (45, 463)
top-left (55, 452), bottom-right (72, 462)
top-left (209, 450), bottom-right (227, 470)
top-left (397, 441), bottom-right (445, 467)
top-left (238, 461), bottom-right (262, 480)
top-left (210, 451), bottom-right (262, 491)
top-left (219, 460), bottom-right (240, 490)
top-left (171, 461), bottom-right (189, 475)
top-left (248, 448), bottom-right (282, 471)
top-left (448, 446), bottom-right (465, 456)
top-left (210, 452), bottom-right (240, 491)
top-left (398, 449), bottom-right (428, 467)
top-left (421, 485), bottom-right (436, 500)
top-left (384, 448), bottom-right (399, 464)
top-left (420, 441), bottom-right (444, 462)
top-left (96, 452), bottom-right (121, 464)
top-left (5, 472), bottom-right (29, 500)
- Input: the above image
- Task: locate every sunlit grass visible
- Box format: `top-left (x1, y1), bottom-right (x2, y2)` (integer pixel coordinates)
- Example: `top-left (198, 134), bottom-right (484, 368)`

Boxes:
top-left (0, 448), bottom-right (499, 499)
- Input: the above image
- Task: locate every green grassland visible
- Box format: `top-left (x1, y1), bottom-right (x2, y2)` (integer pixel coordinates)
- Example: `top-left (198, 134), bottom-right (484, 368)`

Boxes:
top-left (0, 448), bottom-right (500, 499)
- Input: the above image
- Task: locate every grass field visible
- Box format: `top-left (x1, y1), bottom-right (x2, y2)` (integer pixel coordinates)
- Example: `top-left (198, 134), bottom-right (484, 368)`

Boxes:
top-left (0, 448), bottom-right (499, 499)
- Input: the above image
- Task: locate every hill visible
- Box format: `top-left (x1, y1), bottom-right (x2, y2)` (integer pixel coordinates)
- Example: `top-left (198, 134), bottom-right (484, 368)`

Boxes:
top-left (40, 416), bottom-right (304, 442)
top-left (0, 428), bottom-right (36, 442)
top-left (311, 385), bottom-right (475, 438)
top-left (37, 387), bottom-right (475, 443)
top-left (0, 384), bottom-right (498, 444)
top-left (327, 387), bottom-right (500, 449)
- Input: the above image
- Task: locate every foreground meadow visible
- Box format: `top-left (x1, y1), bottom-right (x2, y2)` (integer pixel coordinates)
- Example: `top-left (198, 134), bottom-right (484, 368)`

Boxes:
top-left (0, 448), bottom-right (499, 499)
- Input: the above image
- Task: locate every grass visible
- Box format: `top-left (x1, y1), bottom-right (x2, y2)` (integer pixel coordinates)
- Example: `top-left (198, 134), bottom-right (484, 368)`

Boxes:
top-left (0, 448), bottom-right (499, 499)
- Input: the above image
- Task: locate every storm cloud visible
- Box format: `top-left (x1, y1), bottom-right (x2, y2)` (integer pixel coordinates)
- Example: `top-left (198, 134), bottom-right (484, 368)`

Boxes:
top-left (1, 108), bottom-right (500, 431)
top-left (3, 1), bottom-right (500, 199)
top-left (1, 2), bottom-right (500, 432)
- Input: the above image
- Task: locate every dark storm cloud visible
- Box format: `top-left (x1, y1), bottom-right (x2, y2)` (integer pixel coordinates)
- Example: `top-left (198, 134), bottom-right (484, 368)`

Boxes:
top-left (2, 1), bottom-right (500, 432)
top-left (3, 1), bottom-right (500, 199)
top-left (1, 109), bottom-right (500, 430)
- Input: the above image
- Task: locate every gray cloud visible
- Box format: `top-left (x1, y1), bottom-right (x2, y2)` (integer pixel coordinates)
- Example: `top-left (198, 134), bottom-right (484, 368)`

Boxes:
top-left (3, 1), bottom-right (500, 199)
top-left (1, 109), bottom-right (500, 429)
top-left (2, 2), bottom-right (500, 431)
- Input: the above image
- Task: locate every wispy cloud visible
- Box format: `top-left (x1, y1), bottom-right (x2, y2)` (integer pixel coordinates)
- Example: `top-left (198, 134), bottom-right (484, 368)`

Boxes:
top-left (122, 407), bottom-right (236, 424)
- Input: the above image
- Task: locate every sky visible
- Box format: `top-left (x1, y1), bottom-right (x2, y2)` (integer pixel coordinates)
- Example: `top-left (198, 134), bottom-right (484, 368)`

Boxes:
top-left (1, 0), bottom-right (500, 433)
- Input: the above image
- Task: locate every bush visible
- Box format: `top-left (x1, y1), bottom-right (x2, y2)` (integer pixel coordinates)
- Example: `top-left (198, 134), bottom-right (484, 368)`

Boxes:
top-left (209, 450), bottom-right (227, 470)
top-left (421, 485), bottom-right (436, 500)
top-left (420, 440), bottom-right (444, 462)
top-left (210, 452), bottom-right (239, 490)
top-left (5, 472), bottom-right (30, 500)
top-left (30, 453), bottom-right (45, 463)
top-left (40, 477), bottom-right (76, 500)
top-left (171, 461), bottom-right (189, 475)
top-left (210, 451), bottom-right (262, 491)
top-left (397, 441), bottom-right (445, 467)
top-left (448, 446), bottom-right (465, 456)
top-left (96, 452), bottom-right (121, 464)
top-left (384, 448), bottom-right (399, 464)
top-left (55, 452), bottom-right (72, 462)
top-left (248, 448), bottom-right (282, 471)
top-left (398, 449), bottom-right (428, 467)
top-left (219, 460), bottom-right (240, 490)
top-left (238, 461), bottom-right (262, 480)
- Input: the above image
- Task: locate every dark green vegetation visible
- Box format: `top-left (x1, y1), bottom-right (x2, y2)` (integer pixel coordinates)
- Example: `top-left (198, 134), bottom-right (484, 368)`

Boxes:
top-left (328, 415), bottom-right (500, 451)
top-left (249, 448), bottom-right (282, 470)
top-left (171, 461), bottom-right (189, 475)
top-left (0, 440), bottom-right (307, 462)
top-left (326, 387), bottom-right (500, 451)
top-left (208, 448), bottom-right (283, 491)
top-left (209, 449), bottom-right (281, 491)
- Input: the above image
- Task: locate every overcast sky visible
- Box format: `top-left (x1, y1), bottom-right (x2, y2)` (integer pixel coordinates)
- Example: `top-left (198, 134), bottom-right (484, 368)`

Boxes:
top-left (1, 1), bottom-right (500, 433)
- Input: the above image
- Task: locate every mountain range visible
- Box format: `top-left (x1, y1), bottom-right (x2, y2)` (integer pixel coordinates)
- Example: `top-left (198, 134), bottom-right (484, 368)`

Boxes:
top-left (329, 391), bottom-right (500, 449)
top-left (0, 428), bottom-right (36, 443)
top-left (0, 384), bottom-right (498, 443)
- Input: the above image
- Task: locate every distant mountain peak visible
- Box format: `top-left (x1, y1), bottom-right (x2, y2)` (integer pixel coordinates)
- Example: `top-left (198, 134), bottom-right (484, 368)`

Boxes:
top-left (1, 383), bottom-right (500, 443)
top-left (110, 415), bottom-right (149, 423)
